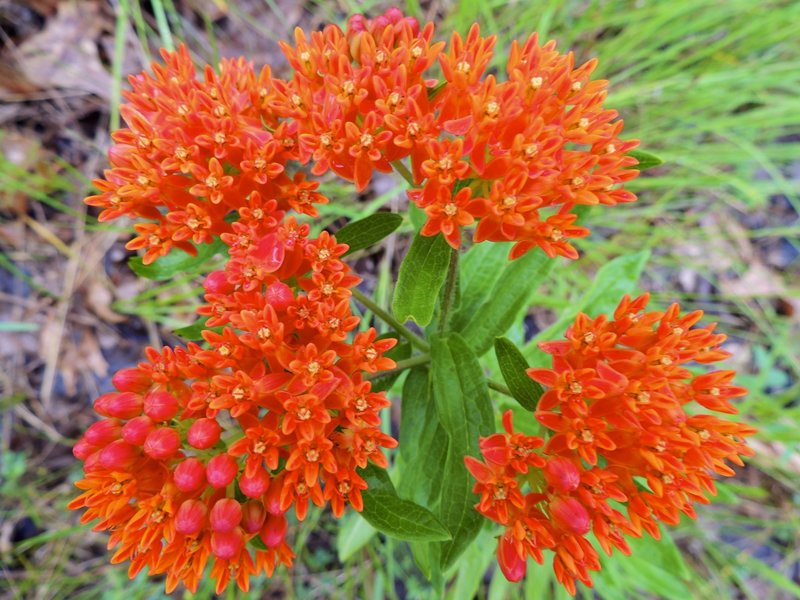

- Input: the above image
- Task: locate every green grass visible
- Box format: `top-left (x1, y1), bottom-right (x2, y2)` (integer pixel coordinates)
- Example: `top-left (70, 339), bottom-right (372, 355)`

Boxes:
top-left (2, 0), bottom-right (798, 598)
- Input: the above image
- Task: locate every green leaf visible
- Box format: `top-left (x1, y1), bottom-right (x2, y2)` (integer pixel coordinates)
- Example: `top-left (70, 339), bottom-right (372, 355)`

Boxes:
top-left (429, 333), bottom-right (493, 568)
top-left (397, 367), bottom-right (448, 505)
top-left (336, 512), bottom-right (377, 562)
top-left (494, 337), bottom-right (544, 411)
top-left (335, 212), bottom-right (403, 256)
top-left (172, 316), bottom-right (210, 340)
top-left (526, 250), bottom-right (651, 364)
top-left (449, 242), bottom-right (512, 332)
top-left (358, 464), bottom-right (452, 542)
top-left (392, 232), bottom-right (452, 326)
top-left (128, 238), bottom-right (225, 281)
top-left (627, 148), bottom-right (664, 170)
top-left (459, 247), bottom-right (554, 357)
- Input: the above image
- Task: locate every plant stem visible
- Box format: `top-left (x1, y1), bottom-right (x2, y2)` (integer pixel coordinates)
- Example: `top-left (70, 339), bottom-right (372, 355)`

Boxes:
top-left (352, 288), bottom-right (430, 352)
top-left (390, 160), bottom-right (415, 187)
top-left (488, 379), bottom-right (514, 398)
top-left (365, 353), bottom-right (431, 381)
top-left (438, 246), bottom-right (460, 334)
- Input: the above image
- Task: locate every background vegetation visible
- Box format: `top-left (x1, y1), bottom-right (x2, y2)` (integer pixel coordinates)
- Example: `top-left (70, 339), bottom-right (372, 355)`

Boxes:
top-left (1, 0), bottom-right (798, 598)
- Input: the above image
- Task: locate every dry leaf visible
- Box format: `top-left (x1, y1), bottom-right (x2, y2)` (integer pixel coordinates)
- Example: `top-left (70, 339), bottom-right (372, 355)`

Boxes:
top-left (85, 278), bottom-right (127, 324)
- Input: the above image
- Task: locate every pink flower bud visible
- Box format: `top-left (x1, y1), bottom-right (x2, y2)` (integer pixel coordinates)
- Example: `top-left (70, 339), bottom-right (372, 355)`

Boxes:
top-left (550, 497), bottom-right (591, 535)
top-left (544, 457), bottom-right (581, 493)
top-left (241, 501), bottom-right (266, 534)
top-left (210, 498), bottom-right (242, 532)
top-left (264, 473), bottom-right (284, 515)
top-left (72, 438), bottom-right (95, 460)
top-left (266, 282), bottom-right (294, 311)
top-left (112, 368), bottom-right (151, 393)
top-left (84, 419), bottom-right (121, 446)
top-left (259, 512), bottom-right (288, 548)
top-left (174, 458), bottom-right (206, 492)
top-left (187, 418), bottom-right (221, 449)
top-left (384, 7), bottom-right (403, 23)
top-left (94, 392), bottom-right (142, 419)
top-left (121, 416), bottom-right (155, 445)
top-left (239, 467), bottom-right (270, 498)
top-left (175, 499), bottom-right (207, 536)
top-left (143, 427), bottom-right (181, 460)
top-left (211, 527), bottom-right (243, 560)
top-left (206, 453), bottom-right (238, 488)
top-left (98, 440), bottom-right (139, 469)
top-left (143, 391), bottom-right (179, 421)
top-left (204, 270), bottom-right (233, 294)
top-left (497, 534), bottom-right (527, 582)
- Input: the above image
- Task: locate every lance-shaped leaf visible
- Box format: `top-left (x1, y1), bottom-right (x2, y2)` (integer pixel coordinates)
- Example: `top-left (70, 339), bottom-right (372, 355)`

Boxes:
top-left (335, 212), bottom-right (403, 256)
top-left (358, 464), bottom-right (452, 542)
top-left (494, 337), bottom-right (544, 411)
top-left (449, 242), bottom-right (512, 332)
top-left (429, 333), bottom-right (493, 569)
top-left (392, 232), bottom-right (451, 326)
top-left (129, 238), bottom-right (226, 280)
top-left (459, 248), bottom-right (553, 357)
top-left (627, 148), bottom-right (664, 171)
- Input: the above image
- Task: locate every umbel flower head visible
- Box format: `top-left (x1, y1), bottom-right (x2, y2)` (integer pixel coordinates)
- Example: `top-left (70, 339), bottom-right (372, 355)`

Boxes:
top-left (466, 294), bottom-right (755, 594)
top-left (69, 216), bottom-right (397, 594)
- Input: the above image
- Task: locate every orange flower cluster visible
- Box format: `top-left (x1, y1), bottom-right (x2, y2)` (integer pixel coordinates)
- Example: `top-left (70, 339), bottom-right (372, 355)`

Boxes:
top-left (86, 7), bottom-right (637, 265)
top-left (466, 294), bottom-right (755, 594)
top-left (69, 207), bottom-right (397, 594)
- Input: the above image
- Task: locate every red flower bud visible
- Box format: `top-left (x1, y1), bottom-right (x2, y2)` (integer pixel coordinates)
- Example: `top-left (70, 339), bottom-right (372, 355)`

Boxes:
top-left (497, 533), bottom-right (527, 582)
top-left (265, 282), bottom-right (294, 311)
top-left (204, 270), bottom-right (233, 294)
top-left (384, 7), bottom-right (403, 23)
top-left (210, 498), bottom-right (242, 532)
top-left (143, 427), bottom-right (181, 460)
top-left (187, 418), bottom-right (221, 449)
top-left (211, 527), bottom-right (243, 560)
top-left (73, 438), bottom-right (95, 460)
top-left (239, 467), bottom-right (270, 498)
top-left (121, 416), bottom-right (155, 445)
top-left (175, 499), bottom-right (208, 536)
top-left (264, 473), bottom-right (284, 515)
top-left (544, 457), bottom-right (581, 493)
top-left (174, 457), bottom-right (206, 492)
top-left (98, 440), bottom-right (139, 469)
top-left (206, 453), bottom-right (238, 488)
top-left (112, 368), bottom-right (152, 393)
top-left (143, 391), bottom-right (179, 421)
top-left (94, 392), bottom-right (142, 419)
top-left (84, 419), bottom-right (121, 446)
top-left (259, 512), bottom-right (288, 548)
top-left (241, 501), bottom-right (266, 534)
top-left (550, 497), bottom-right (591, 535)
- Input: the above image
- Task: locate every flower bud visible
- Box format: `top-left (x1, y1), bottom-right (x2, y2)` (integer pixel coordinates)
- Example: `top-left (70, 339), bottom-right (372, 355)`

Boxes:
top-left (174, 457), bottom-right (206, 492)
top-left (143, 391), bottom-right (179, 422)
top-left (187, 418), bottom-right (221, 449)
top-left (73, 438), bottom-right (95, 460)
top-left (264, 473), bottom-right (284, 515)
top-left (206, 453), bottom-right (238, 488)
top-left (84, 419), bottom-right (121, 446)
top-left (94, 392), bottom-right (142, 420)
top-left (112, 368), bottom-right (152, 393)
top-left (204, 270), bottom-right (234, 294)
top-left (384, 7), bottom-right (403, 23)
top-left (241, 501), bottom-right (266, 534)
top-left (544, 457), bottom-right (581, 493)
top-left (239, 467), bottom-right (270, 498)
top-left (497, 534), bottom-right (527, 582)
top-left (210, 498), bottom-right (242, 532)
top-left (98, 440), bottom-right (139, 469)
top-left (211, 527), bottom-right (244, 560)
top-left (121, 416), bottom-right (155, 445)
top-left (265, 282), bottom-right (294, 311)
top-left (550, 497), bottom-right (591, 535)
top-left (259, 513), bottom-right (288, 548)
top-left (143, 427), bottom-right (181, 460)
top-left (175, 499), bottom-right (208, 536)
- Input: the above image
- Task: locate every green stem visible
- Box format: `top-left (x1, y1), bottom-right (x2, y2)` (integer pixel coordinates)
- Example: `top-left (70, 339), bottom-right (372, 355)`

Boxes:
top-left (365, 353), bottom-right (431, 381)
top-left (351, 288), bottom-right (430, 352)
top-left (488, 379), bottom-right (514, 398)
top-left (438, 246), bottom-right (460, 334)
top-left (390, 160), bottom-right (415, 187)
